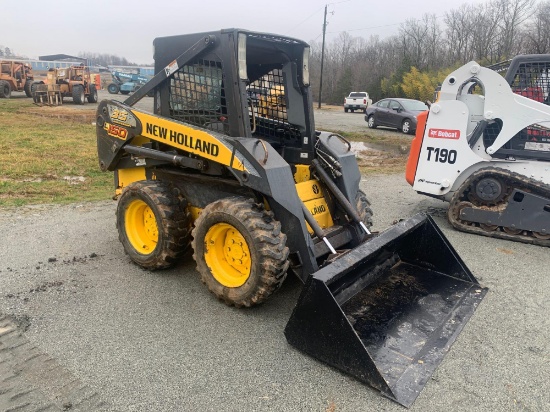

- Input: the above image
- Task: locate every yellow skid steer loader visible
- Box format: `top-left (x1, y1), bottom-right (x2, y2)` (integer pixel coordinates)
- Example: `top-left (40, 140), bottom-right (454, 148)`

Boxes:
top-left (96, 29), bottom-right (487, 407)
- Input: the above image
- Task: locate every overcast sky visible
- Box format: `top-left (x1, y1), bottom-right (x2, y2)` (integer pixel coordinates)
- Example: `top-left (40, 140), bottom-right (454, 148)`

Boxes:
top-left (2, 0), bottom-right (488, 64)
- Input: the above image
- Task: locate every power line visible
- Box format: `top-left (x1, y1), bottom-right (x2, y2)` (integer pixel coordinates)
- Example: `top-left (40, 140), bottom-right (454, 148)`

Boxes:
top-left (286, 6), bottom-right (326, 35)
top-left (286, 1), bottom-right (354, 37)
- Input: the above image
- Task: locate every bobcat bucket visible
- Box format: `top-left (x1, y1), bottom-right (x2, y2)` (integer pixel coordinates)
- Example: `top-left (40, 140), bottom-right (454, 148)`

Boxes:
top-left (285, 213), bottom-right (487, 407)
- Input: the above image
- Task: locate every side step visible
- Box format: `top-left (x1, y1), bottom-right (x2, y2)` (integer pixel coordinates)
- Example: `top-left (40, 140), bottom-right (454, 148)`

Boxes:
top-left (285, 213), bottom-right (487, 407)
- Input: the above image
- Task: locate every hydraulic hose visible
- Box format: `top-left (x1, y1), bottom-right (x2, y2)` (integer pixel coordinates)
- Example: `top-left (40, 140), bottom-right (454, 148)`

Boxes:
top-left (311, 159), bottom-right (371, 235)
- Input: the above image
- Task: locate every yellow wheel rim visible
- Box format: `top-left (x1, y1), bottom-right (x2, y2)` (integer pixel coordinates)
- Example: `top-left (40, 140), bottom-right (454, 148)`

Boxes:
top-left (204, 223), bottom-right (251, 287)
top-left (125, 199), bottom-right (158, 255)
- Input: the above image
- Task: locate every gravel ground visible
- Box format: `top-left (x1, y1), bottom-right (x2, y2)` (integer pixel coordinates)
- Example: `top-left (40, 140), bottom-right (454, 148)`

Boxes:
top-left (1, 177), bottom-right (548, 411)
top-left (0, 102), bottom-right (548, 411)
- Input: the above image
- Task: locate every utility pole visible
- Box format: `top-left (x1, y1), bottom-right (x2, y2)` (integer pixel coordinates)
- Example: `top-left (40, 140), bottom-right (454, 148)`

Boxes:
top-left (318, 4), bottom-right (328, 109)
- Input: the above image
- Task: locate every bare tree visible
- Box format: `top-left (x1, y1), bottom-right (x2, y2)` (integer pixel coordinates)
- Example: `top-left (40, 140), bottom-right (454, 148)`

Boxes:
top-left (470, 2), bottom-right (501, 62)
top-left (308, 0), bottom-right (549, 105)
top-left (78, 52), bottom-right (137, 67)
top-left (493, 0), bottom-right (536, 59)
top-left (444, 4), bottom-right (476, 63)
top-left (399, 14), bottom-right (444, 71)
top-left (399, 17), bottom-right (428, 69)
top-left (424, 14), bottom-right (445, 69)
top-left (523, 0), bottom-right (550, 53)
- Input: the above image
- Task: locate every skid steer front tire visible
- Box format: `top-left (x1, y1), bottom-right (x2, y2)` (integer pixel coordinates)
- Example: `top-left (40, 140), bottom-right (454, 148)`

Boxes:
top-left (117, 181), bottom-right (191, 270)
top-left (192, 197), bottom-right (290, 308)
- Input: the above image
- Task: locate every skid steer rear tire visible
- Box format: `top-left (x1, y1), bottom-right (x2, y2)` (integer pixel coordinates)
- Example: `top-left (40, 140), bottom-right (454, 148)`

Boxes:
top-left (117, 180), bottom-right (192, 270)
top-left (0, 80), bottom-right (11, 98)
top-left (192, 197), bottom-right (290, 308)
top-left (72, 85), bottom-right (85, 105)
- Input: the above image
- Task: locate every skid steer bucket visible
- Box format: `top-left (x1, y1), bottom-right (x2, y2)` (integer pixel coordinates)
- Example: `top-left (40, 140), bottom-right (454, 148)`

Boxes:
top-left (285, 213), bottom-right (487, 407)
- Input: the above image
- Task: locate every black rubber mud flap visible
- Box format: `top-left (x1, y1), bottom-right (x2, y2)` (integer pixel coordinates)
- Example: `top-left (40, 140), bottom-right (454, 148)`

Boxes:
top-left (284, 213), bottom-right (487, 408)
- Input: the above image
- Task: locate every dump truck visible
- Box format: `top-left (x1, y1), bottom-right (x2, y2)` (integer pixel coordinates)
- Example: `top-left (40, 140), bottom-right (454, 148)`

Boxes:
top-left (0, 60), bottom-right (34, 98)
top-left (407, 55), bottom-right (550, 247)
top-left (96, 29), bottom-right (487, 407)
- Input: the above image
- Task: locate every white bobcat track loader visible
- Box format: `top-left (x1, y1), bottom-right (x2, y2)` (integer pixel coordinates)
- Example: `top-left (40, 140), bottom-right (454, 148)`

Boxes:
top-left (407, 55), bottom-right (550, 246)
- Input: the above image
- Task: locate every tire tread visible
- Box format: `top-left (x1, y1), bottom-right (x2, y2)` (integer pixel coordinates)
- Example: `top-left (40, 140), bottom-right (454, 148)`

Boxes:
top-left (192, 197), bottom-right (289, 308)
top-left (117, 180), bottom-right (192, 270)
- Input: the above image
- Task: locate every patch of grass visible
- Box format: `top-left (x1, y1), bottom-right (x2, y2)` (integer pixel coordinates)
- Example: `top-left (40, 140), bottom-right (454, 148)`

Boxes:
top-left (0, 99), bottom-right (112, 207)
top-left (0, 99), bottom-right (409, 206)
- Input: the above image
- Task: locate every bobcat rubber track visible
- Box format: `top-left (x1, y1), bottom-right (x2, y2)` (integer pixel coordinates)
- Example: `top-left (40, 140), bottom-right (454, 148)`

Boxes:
top-left (0, 313), bottom-right (109, 411)
top-left (448, 167), bottom-right (550, 247)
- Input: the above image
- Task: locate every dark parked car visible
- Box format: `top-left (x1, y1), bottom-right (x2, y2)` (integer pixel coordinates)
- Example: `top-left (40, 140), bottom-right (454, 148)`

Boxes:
top-left (365, 98), bottom-right (429, 134)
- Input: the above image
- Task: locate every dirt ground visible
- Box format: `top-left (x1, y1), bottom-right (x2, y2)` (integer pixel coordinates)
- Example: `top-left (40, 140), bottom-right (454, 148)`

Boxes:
top-left (1, 176), bottom-right (548, 412)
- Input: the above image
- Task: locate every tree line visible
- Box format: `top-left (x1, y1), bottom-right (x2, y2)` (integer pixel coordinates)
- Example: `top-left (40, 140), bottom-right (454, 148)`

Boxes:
top-left (77, 52), bottom-right (138, 67)
top-left (308, 0), bottom-right (550, 104)
top-left (0, 47), bottom-right (15, 58)
top-left (0, 46), bottom-right (138, 68)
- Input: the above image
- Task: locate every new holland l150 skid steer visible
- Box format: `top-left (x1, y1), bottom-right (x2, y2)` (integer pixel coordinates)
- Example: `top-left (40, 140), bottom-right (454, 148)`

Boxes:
top-left (96, 29), bottom-right (487, 407)
top-left (407, 55), bottom-right (550, 246)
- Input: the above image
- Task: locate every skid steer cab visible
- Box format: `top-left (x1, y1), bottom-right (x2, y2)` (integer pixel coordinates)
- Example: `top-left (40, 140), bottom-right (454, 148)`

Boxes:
top-left (96, 29), bottom-right (486, 407)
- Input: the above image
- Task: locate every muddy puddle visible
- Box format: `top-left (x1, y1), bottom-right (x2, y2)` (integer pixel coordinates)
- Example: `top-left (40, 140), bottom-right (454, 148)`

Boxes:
top-left (350, 141), bottom-right (409, 171)
top-left (350, 141), bottom-right (409, 155)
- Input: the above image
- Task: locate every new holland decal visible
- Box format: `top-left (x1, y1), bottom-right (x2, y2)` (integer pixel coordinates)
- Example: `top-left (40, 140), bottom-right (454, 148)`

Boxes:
top-left (145, 123), bottom-right (220, 157)
top-left (137, 112), bottom-right (245, 171)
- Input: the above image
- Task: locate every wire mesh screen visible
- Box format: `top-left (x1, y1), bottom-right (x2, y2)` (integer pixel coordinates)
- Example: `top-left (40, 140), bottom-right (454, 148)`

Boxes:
top-left (484, 61), bottom-right (550, 156)
top-left (248, 69), bottom-right (301, 146)
top-left (509, 62), bottom-right (550, 144)
top-left (510, 62), bottom-right (550, 105)
top-left (484, 119), bottom-right (550, 156)
top-left (169, 60), bottom-right (227, 133)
